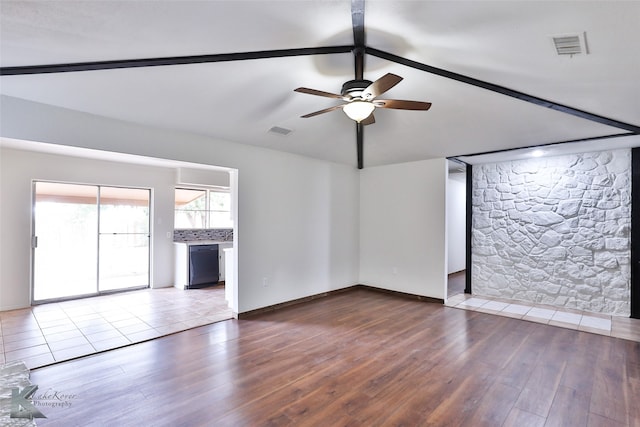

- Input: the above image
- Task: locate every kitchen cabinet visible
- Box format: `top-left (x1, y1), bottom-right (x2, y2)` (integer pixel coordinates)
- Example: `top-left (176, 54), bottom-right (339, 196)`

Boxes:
top-left (217, 242), bottom-right (232, 281)
top-left (224, 247), bottom-right (234, 307)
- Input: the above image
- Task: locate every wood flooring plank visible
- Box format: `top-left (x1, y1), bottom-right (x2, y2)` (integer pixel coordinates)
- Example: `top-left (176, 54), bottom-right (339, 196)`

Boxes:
top-left (494, 326), bottom-right (548, 391)
top-left (463, 381), bottom-right (520, 426)
top-left (627, 377), bottom-right (640, 424)
top-left (589, 361), bottom-right (629, 424)
top-left (422, 366), bottom-right (496, 426)
top-left (21, 289), bottom-right (640, 426)
top-left (544, 385), bottom-right (591, 427)
top-left (378, 357), bottom-right (496, 426)
top-left (503, 407), bottom-right (547, 427)
top-left (587, 412), bottom-right (628, 427)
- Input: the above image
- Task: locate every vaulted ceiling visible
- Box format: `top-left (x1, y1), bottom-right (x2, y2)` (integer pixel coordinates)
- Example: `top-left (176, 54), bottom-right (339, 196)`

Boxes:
top-left (1, 1), bottom-right (639, 168)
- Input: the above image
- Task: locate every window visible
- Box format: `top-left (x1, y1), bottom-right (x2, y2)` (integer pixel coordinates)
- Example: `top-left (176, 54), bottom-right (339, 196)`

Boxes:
top-left (174, 187), bottom-right (232, 229)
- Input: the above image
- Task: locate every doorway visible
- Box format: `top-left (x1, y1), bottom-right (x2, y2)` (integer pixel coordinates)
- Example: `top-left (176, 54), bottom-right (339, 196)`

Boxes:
top-left (447, 160), bottom-right (467, 298)
top-left (32, 181), bottom-right (150, 302)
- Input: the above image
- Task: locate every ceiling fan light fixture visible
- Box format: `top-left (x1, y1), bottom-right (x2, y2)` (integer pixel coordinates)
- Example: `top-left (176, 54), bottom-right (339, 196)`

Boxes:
top-left (343, 101), bottom-right (375, 122)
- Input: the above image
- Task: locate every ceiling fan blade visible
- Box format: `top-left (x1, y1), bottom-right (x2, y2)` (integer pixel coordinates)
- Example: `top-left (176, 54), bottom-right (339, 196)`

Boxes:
top-left (294, 87), bottom-right (343, 99)
top-left (300, 104), bottom-right (345, 118)
top-left (363, 73), bottom-right (403, 99)
top-left (360, 113), bottom-right (375, 126)
top-left (375, 99), bottom-right (432, 110)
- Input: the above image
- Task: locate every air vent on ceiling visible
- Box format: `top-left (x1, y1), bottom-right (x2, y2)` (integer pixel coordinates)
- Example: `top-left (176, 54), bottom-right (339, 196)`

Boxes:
top-left (268, 126), bottom-right (292, 136)
top-left (551, 32), bottom-right (588, 56)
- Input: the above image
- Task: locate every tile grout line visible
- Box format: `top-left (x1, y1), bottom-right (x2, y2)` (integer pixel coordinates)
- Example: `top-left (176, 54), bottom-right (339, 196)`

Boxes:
top-left (30, 308), bottom-right (58, 364)
top-left (39, 308), bottom-right (103, 362)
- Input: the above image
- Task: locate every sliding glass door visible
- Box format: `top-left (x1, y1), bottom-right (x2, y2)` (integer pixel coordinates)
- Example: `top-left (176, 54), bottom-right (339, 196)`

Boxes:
top-left (33, 183), bottom-right (99, 301)
top-left (98, 187), bottom-right (150, 291)
top-left (33, 182), bottom-right (150, 302)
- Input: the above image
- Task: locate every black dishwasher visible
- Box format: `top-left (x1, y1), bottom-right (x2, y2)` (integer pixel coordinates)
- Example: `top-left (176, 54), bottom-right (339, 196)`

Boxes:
top-left (188, 244), bottom-right (219, 288)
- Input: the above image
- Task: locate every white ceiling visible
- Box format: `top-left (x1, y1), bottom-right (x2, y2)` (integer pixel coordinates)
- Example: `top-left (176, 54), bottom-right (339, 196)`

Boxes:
top-left (1, 1), bottom-right (639, 168)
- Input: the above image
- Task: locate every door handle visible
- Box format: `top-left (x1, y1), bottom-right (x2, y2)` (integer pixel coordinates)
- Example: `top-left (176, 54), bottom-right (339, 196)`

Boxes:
top-left (32, 235), bottom-right (38, 248)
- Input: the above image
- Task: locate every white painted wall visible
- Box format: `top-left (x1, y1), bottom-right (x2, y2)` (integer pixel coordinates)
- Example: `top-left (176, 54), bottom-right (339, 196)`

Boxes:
top-left (176, 167), bottom-right (229, 187)
top-left (1, 96), bottom-right (360, 313)
top-left (359, 158), bottom-right (448, 300)
top-left (447, 172), bottom-right (466, 274)
top-left (0, 148), bottom-right (177, 309)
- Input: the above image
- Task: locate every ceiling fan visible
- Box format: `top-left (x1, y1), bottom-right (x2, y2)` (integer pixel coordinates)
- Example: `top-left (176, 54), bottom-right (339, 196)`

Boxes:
top-left (3, 0), bottom-right (633, 170)
top-left (294, 73), bottom-right (432, 125)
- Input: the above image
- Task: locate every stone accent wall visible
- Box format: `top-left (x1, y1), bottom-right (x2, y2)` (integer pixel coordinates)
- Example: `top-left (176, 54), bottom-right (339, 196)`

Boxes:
top-left (472, 149), bottom-right (631, 316)
top-left (173, 228), bottom-right (233, 242)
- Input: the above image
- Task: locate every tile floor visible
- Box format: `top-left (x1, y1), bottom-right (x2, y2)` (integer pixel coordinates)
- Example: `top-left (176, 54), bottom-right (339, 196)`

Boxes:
top-left (0, 286), bottom-right (232, 369)
top-left (446, 293), bottom-right (640, 342)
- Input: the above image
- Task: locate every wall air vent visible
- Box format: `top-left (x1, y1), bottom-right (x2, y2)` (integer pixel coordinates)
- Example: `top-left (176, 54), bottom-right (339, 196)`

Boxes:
top-left (551, 32), bottom-right (588, 56)
top-left (268, 126), bottom-right (292, 136)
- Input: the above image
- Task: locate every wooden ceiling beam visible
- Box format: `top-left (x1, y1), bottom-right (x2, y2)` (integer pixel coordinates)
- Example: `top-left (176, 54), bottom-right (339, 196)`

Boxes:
top-left (367, 47), bottom-right (640, 134)
top-left (0, 46), bottom-right (353, 76)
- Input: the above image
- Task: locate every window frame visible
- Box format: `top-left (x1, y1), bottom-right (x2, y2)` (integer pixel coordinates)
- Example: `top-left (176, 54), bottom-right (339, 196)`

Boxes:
top-left (174, 186), bottom-right (232, 229)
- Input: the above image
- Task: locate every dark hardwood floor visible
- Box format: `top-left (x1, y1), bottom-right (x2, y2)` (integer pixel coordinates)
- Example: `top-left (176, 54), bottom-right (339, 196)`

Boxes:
top-left (29, 288), bottom-right (640, 426)
top-left (448, 270), bottom-right (466, 297)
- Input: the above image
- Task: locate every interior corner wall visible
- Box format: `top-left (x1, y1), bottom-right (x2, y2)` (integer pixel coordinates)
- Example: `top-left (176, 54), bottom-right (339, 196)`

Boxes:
top-left (0, 96), bottom-right (360, 313)
top-left (472, 149), bottom-right (631, 316)
top-left (359, 158), bottom-right (448, 300)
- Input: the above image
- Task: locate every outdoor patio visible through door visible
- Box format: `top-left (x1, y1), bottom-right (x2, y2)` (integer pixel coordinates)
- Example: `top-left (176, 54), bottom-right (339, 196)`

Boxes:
top-left (32, 181), bottom-right (150, 302)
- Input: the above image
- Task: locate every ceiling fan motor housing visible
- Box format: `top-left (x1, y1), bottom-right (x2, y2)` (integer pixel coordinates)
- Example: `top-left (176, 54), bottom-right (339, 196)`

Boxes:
top-left (341, 79), bottom-right (373, 99)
